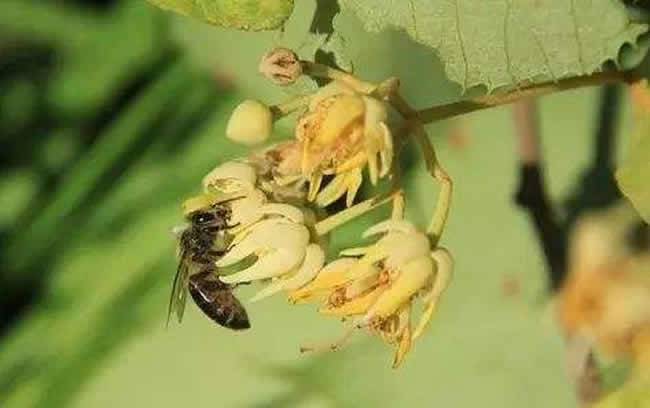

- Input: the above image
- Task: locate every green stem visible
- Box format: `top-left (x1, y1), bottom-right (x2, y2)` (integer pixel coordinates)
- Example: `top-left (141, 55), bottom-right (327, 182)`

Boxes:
top-left (270, 94), bottom-right (312, 119)
top-left (314, 193), bottom-right (397, 236)
top-left (414, 70), bottom-right (631, 123)
top-left (411, 123), bottom-right (452, 244)
top-left (301, 61), bottom-right (376, 94)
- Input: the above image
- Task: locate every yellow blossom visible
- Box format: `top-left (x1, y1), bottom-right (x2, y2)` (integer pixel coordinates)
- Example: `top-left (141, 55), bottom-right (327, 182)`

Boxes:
top-left (291, 216), bottom-right (453, 368)
top-left (195, 160), bottom-right (325, 302)
top-left (180, 57), bottom-right (457, 370)
top-left (273, 81), bottom-right (394, 208)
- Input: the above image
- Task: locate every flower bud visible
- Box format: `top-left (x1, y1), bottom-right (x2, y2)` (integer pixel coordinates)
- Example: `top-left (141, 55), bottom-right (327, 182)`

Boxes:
top-left (226, 100), bottom-right (272, 145)
top-left (258, 47), bottom-right (302, 86)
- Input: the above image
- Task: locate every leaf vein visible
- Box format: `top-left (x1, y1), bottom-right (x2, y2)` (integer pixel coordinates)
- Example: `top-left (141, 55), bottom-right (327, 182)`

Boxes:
top-left (532, 30), bottom-right (558, 82)
top-left (569, 0), bottom-right (586, 73)
top-left (407, 0), bottom-right (419, 41)
top-left (454, 0), bottom-right (469, 90)
top-left (503, 0), bottom-right (516, 87)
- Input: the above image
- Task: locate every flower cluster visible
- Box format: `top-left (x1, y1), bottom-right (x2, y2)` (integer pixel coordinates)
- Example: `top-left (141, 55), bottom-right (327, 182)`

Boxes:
top-left (227, 80), bottom-right (395, 208)
top-left (290, 202), bottom-right (453, 367)
top-left (184, 160), bottom-right (324, 302)
top-left (178, 49), bottom-right (454, 368)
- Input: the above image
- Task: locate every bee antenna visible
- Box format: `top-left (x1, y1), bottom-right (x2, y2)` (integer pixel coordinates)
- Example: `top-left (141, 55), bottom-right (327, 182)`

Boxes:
top-left (217, 195), bottom-right (246, 205)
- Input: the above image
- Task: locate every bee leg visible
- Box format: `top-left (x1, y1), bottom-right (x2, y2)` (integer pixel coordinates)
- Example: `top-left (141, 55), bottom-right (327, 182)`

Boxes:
top-left (208, 249), bottom-right (228, 258)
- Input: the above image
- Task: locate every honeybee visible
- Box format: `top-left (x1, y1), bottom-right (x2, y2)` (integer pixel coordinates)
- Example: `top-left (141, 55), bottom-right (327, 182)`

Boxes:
top-left (168, 199), bottom-right (250, 330)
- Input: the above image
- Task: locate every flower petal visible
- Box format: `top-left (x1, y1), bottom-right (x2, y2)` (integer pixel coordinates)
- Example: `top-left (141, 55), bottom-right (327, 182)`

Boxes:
top-left (315, 95), bottom-right (365, 146)
top-left (379, 123), bottom-right (393, 177)
top-left (217, 220), bottom-right (309, 267)
top-left (274, 173), bottom-right (304, 186)
top-left (426, 248), bottom-right (454, 302)
top-left (280, 244), bottom-right (326, 290)
top-left (363, 97), bottom-right (387, 186)
top-left (220, 247), bottom-right (305, 284)
top-left (345, 168), bottom-right (363, 207)
top-left (289, 258), bottom-right (356, 302)
top-left (256, 203), bottom-right (305, 224)
top-left (362, 96), bottom-right (388, 126)
top-left (345, 246), bottom-right (388, 281)
top-left (339, 246), bottom-right (372, 257)
top-left (182, 192), bottom-right (218, 215)
top-left (301, 136), bottom-right (312, 175)
top-left (336, 151), bottom-right (367, 174)
top-left (309, 80), bottom-right (356, 111)
top-left (315, 173), bottom-right (348, 207)
top-left (412, 248), bottom-right (454, 341)
top-left (308, 173), bottom-right (323, 202)
top-left (392, 308), bottom-right (412, 369)
top-left (345, 272), bottom-right (381, 298)
top-left (249, 244), bottom-right (325, 302)
top-left (364, 256), bottom-right (435, 320)
top-left (228, 189), bottom-right (267, 227)
top-left (202, 161), bottom-right (257, 192)
top-left (366, 146), bottom-right (379, 185)
top-left (363, 219), bottom-right (417, 238)
top-left (320, 284), bottom-right (386, 317)
top-left (378, 233), bottom-right (430, 271)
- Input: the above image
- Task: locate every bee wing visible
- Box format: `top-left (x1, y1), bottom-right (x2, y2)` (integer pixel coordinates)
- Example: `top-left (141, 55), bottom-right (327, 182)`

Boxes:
top-left (167, 250), bottom-right (190, 326)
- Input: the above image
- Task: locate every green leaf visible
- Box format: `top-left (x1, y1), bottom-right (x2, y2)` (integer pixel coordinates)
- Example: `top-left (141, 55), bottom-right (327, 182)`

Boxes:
top-left (0, 1), bottom-right (165, 115)
top-left (617, 131), bottom-right (650, 223)
top-left (339, 0), bottom-right (648, 91)
top-left (593, 368), bottom-right (650, 408)
top-left (145, 0), bottom-right (294, 30)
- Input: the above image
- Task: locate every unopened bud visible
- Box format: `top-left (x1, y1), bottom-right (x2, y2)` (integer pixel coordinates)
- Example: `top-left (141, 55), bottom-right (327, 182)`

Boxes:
top-left (258, 47), bottom-right (302, 86)
top-left (226, 100), bottom-right (273, 145)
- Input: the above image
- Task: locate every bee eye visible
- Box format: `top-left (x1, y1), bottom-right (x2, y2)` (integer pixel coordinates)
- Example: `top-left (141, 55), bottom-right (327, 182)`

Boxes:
top-left (193, 212), bottom-right (215, 224)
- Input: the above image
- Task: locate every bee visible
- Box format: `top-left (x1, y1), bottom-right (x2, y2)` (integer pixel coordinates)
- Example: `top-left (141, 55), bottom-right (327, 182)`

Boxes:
top-left (168, 199), bottom-right (250, 330)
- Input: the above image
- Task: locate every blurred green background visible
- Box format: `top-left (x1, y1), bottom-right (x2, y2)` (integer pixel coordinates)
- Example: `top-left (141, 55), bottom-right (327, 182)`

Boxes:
top-left (0, 1), bottom-right (642, 407)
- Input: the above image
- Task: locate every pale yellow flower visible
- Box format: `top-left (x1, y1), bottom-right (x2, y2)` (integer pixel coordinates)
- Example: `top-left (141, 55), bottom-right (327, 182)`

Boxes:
top-left (273, 81), bottom-right (394, 208)
top-left (194, 160), bottom-right (325, 302)
top-left (180, 56), bottom-right (459, 371)
top-left (290, 217), bottom-right (453, 368)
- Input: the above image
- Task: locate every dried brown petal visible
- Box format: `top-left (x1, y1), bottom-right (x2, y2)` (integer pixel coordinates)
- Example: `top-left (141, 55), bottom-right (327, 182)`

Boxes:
top-left (259, 47), bottom-right (303, 86)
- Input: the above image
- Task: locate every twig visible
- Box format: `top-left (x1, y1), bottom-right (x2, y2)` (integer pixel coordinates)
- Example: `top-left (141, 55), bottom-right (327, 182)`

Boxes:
top-left (511, 99), bottom-right (567, 291)
top-left (563, 85), bottom-right (622, 231)
top-left (415, 71), bottom-right (632, 123)
top-left (511, 99), bottom-right (608, 405)
top-left (302, 58), bottom-right (633, 124)
top-left (512, 85), bottom-right (623, 292)
top-left (510, 82), bottom-right (626, 406)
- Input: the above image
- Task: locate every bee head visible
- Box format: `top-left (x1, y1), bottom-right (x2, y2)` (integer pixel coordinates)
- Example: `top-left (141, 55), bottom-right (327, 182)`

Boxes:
top-left (191, 211), bottom-right (215, 225)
